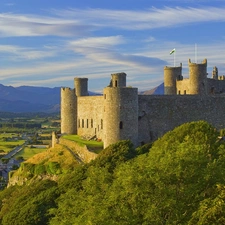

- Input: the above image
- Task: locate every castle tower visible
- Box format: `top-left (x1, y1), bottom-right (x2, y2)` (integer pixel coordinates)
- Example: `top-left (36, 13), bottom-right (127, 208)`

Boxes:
top-left (61, 88), bottom-right (77, 134)
top-left (164, 63), bottom-right (182, 95)
top-left (111, 72), bottom-right (126, 87)
top-left (103, 73), bottom-right (138, 148)
top-left (74, 78), bottom-right (88, 96)
top-left (189, 59), bottom-right (207, 95)
top-left (212, 66), bottom-right (218, 80)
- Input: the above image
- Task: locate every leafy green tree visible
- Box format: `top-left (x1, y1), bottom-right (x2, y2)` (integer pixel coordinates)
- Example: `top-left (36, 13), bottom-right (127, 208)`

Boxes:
top-left (0, 180), bottom-right (58, 225)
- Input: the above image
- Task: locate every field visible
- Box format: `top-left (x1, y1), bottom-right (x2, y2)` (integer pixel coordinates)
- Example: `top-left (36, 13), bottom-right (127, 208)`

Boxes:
top-left (14, 147), bottom-right (47, 160)
top-left (0, 133), bottom-right (25, 153)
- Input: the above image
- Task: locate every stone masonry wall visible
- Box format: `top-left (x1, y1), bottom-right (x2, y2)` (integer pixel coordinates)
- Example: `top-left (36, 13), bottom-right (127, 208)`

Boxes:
top-left (59, 138), bottom-right (97, 163)
top-left (138, 95), bottom-right (225, 145)
top-left (77, 96), bottom-right (104, 140)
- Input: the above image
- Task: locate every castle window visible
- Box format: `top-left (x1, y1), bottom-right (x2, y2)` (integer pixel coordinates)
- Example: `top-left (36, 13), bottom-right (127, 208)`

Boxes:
top-left (101, 119), bottom-right (103, 129)
top-left (91, 119), bottom-right (93, 128)
top-left (184, 90), bottom-right (186, 95)
top-left (178, 90), bottom-right (181, 95)
top-left (78, 119), bottom-right (80, 128)
top-left (119, 121), bottom-right (123, 129)
top-left (87, 119), bottom-right (88, 128)
top-left (115, 80), bottom-right (118, 87)
top-left (82, 119), bottom-right (84, 128)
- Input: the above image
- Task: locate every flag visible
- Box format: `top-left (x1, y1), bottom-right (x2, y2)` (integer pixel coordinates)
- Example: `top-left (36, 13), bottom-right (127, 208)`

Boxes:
top-left (170, 48), bottom-right (176, 55)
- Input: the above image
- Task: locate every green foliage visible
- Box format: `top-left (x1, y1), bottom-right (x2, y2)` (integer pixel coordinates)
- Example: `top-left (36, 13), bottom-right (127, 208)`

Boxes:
top-left (34, 164), bottom-right (46, 175)
top-left (135, 142), bottom-right (152, 155)
top-left (46, 162), bottom-right (61, 175)
top-left (0, 180), bottom-right (58, 225)
top-left (1, 121), bottom-right (225, 225)
top-left (90, 140), bottom-right (136, 172)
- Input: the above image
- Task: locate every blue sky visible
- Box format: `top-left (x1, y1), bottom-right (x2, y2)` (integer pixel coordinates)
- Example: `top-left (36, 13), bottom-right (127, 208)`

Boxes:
top-left (1, 0), bottom-right (225, 92)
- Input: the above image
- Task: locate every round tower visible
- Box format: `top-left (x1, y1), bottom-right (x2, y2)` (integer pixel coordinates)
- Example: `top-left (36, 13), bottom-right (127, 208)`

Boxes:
top-left (61, 87), bottom-right (77, 134)
top-left (164, 63), bottom-right (182, 95)
top-left (111, 72), bottom-right (126, 87)
top-left (189, 58), bottom-right (207, 95)
top-left (74, 78), bottom-right (88, 96)
top-left (103, 75), bottom-right (138, 148)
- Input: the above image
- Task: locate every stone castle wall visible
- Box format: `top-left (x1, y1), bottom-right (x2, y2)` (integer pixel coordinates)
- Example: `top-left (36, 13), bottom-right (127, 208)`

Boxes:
top-left (77, 96), bottom-right (104, 139)
top-left (177, 78), bottom-right (189, 95)
top-left (138, 95), bottom-right (225, 144)
top-left (59, 138), bottom-right (97, 163)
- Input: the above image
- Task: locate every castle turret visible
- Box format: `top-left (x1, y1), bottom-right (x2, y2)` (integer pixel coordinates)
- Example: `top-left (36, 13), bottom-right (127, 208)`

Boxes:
top-left (61, 87), bottom-right (77, 134)
top-left (111, 72), bottom-right (126, 87)
top-left (212, 66), bottom-right (218, 80)
top-left (189, 58), bottom-right (207, 95)
top-left (74, 78), bottom-right (88, 96)
top-left (164, 63), bottom-right (182, 95)
top-left (103, 73), bottom-right (138, 148)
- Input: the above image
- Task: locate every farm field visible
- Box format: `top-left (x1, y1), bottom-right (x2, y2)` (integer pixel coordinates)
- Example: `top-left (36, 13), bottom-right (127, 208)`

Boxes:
top-left (14, 147), bottom-right (47, 160)
top-left (0, 133), bottom-right (25, 153)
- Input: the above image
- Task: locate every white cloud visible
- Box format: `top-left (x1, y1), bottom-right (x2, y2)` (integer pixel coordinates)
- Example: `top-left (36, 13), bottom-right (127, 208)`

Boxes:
top-left (0, 6), bottom-right (225, 37)
top-left (53, 6), bottom-right (225, 30)
top-left (0, 45), bottom-right (58, 60)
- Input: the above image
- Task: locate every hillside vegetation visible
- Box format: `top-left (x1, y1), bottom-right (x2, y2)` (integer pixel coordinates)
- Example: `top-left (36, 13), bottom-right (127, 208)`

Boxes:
top-left (0, 121), bottom-right (225, 224)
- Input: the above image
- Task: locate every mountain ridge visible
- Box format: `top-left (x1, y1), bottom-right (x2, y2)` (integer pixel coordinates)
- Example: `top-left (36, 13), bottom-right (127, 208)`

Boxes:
top-left (0, 83), bottom-right (164, 113)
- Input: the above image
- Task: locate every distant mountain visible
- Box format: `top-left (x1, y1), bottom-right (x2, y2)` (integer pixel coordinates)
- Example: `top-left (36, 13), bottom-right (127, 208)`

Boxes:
top-left (0, 84), bottom-right (61, 113)
top-left (140, 83), bottom-right (164, 95)
top-left (0, 82), bottom-right (164, 113)
top-left (0, 84), bottom-right (101, 113)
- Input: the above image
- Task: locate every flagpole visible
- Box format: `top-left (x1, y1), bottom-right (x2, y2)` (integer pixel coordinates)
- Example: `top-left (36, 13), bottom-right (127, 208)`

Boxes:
top-left (195, 43), bottom-right (197, 63)
top-left (169, 48), bottom-right (176, 66)
top-left (174, 51), bottom-right (176, 66)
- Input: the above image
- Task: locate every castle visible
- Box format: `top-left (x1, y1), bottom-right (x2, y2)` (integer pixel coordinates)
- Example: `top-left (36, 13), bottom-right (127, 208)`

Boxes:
top-left (61, 58), bottom-right (225, 148)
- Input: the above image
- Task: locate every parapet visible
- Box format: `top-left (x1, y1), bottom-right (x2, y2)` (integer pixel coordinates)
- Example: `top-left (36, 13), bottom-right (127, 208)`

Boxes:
top-left (188, 58), bottom-right (207, 66)
top-left (164, 63), bottom-right (182, 70)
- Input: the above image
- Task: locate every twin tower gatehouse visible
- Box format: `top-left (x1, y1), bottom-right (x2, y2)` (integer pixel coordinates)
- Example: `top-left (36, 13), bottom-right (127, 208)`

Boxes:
top-left (61, 58), bottom-right (225, 148)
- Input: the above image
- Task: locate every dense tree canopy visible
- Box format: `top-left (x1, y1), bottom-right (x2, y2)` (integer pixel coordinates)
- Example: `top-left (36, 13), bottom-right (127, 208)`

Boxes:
top-left (0, 121), bottom-right (225, 224)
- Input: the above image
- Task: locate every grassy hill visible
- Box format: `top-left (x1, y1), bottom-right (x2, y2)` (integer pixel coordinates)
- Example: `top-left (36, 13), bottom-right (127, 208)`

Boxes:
top-left (1, 121), bottom-right (225, 225)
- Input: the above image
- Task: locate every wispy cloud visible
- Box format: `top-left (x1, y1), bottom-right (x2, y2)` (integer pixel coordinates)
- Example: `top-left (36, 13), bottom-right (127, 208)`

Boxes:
top-left (0, 13), bottom-right (94, 37)
top-left (0, 45), bottom-right (58, 60)
top-left (1, 6), bottom-right (225, 37)
top-left (69, 36), bottom-right (167, 71)
top-left (53, 6), bottom-right (225, 30)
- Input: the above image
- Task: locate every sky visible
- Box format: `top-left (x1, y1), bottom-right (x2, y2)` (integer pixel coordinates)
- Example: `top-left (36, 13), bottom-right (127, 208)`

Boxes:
top-left (1, 0), bottom-right (225, 92)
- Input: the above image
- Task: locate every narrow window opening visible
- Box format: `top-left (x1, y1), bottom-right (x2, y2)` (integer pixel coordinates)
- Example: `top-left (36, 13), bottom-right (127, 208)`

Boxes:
top-left (82, 119), bottom-right (84, 128)
top-left (91, 119), bottom-right (93, 128)
top-left (87, 119), bottom-right (88, 128)
top-left (119, 121), bottom-right (123, 129)
top-left (78, 119), bottom-right (80, 128)
top-left (184, 90), bottom-right (186, 95)
top-left (101, 119), bottom-right (103, 129)
top-left (115, 80), bottom-right (118, 87)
